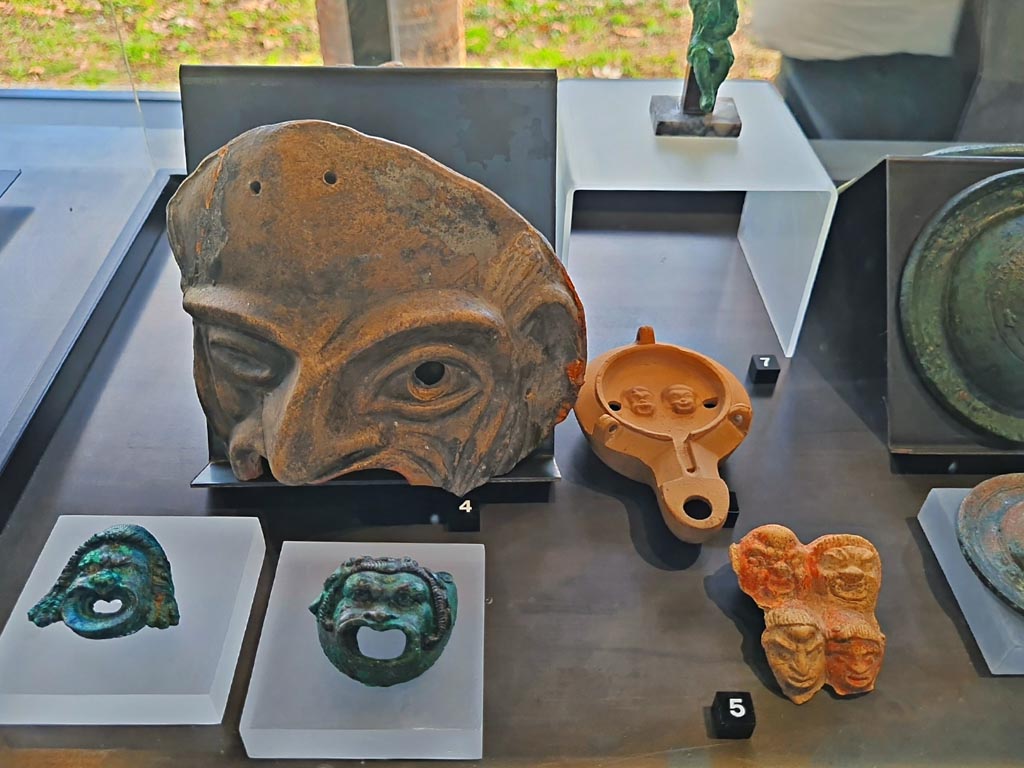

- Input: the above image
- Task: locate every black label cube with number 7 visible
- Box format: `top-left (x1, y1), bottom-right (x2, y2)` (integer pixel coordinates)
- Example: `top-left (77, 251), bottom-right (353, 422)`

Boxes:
top-left (748, 354), bottom-right (781, 384)
top-left (710, 691), bottom-right (755, 739)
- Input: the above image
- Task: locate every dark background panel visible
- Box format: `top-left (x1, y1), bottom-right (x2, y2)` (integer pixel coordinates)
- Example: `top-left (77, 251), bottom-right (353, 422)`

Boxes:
top-left (179, 66), bottom-right (557, 244)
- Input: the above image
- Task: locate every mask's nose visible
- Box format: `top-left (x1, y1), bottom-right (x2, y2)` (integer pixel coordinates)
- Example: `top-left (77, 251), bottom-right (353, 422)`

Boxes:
top-left (263, 371), bottom-right (343, 484)
top-left (89, 571), bottom-right (118, 594)
top-left (261, 365), bottom-right (385, 484)
top-left (792, 649), bottom-right (815, 677)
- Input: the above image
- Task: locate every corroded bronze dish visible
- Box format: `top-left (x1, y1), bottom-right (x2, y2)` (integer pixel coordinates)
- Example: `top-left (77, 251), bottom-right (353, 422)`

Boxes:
top-left (957, 473), bottom-right (1024, 615)
top-left (926, 145), bottom-right (1024, 158)
top-left (899, 168), bottom-right (1024, 443)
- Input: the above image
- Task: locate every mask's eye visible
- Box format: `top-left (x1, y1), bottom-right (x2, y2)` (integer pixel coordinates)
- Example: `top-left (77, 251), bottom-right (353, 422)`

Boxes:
top-left (206, 326), bottom-right (289, 389)
top-left (372, 348), bottom-right (484, 419)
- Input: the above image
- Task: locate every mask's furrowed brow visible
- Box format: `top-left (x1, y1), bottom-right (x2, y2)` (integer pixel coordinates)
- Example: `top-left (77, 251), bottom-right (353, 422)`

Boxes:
top-left (183, 285), bottom-right (292, 350)
top-left (320, 290), bottom-right (506, 360)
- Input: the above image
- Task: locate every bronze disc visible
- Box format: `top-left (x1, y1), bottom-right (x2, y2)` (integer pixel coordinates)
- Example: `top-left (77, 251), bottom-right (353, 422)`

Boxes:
top-left (957, 474), bottom-right (1024, 615)
top-left (899, 168), bottom-right (1024, 442)
top-left (926, 144), bottom-right (1024, 158)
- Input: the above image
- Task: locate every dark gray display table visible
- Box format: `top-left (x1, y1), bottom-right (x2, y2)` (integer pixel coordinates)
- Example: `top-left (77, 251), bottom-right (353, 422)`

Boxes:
top-left (0, 191), bottom-right (1014, 767)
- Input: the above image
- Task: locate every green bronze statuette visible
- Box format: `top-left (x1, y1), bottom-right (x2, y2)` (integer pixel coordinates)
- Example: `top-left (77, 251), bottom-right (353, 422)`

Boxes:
top-left (28, 524), bottom-right (179, 640)
top-left (310, 555), bottom-right (457, 687)
top-left (900, 168), bottom-right (1024, 443)
top-left (687, 0), bottom-right (738, 115)
top-left (650, 0), bottom-right (741, 136)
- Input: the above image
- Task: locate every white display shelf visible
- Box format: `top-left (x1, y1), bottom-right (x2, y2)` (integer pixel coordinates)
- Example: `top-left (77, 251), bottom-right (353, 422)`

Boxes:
top-left (0, 515), bottom-right (265, 724)
top-left (918, 488), bottom-right (1024, 674)
top-left (240, 540), bottom-right (485, 760)
top-left (557, 79), bottom-right (837, 356)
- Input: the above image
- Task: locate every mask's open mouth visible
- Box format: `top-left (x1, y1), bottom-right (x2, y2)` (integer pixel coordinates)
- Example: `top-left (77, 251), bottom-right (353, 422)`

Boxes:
top-left (785, 673), bottom-right (819, 690)
top-left (335, 616), bottom-right (418, 666)
top-left (62, 584), bottom-right (141, 639)
top-left (843, 671), bottom-right (875, 687)
top-left (356, 627), bottom-right (407, 660)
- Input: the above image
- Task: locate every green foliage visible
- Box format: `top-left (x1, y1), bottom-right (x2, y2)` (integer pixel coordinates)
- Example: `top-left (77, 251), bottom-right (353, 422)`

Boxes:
top-left (1, 0), bottom-right (777, 88)
top-left (465, 25), bottom-right (491, 56)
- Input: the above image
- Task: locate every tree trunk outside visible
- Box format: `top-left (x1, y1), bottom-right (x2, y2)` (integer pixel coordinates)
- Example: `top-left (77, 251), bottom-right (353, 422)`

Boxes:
top-left (317, 0), bottom-right (465, 67)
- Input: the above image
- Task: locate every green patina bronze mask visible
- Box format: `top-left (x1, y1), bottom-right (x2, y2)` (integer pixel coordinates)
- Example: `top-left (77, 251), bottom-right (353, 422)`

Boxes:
top-left (28, 525), bottom-right (179, 640)
top-left (688, 0), bottom-right (738, 113)
top-left (309, 556), bottom-right (457, 687)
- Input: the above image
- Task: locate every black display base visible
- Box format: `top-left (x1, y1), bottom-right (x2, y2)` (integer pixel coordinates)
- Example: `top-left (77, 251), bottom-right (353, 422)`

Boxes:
top-left (649, 95), bottom-right (741, 138)
top-left (191, 448), bottom-right (560, 488)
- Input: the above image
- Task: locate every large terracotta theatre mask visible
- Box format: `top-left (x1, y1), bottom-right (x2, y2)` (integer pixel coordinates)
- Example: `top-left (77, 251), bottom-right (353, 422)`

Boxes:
top-left (167, 120), bottom-right (586, 496)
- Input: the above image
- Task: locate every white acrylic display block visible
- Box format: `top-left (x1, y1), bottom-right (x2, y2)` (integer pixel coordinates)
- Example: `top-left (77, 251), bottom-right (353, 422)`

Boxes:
top-left (240, 541), bottom-right (484, 761)
top-left (918, 489), bottom-right (1024, 674)
top-left (0, 515), bottom-right (265, 724)
top-left (556, 79), bottom-right (838, 357)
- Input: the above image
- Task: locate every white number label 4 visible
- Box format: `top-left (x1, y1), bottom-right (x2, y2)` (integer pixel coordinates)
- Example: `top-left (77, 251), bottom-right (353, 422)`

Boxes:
top-left (459, 499), bottom-right (473, 514)
top-left (728, 698), bottom-right (746, 718)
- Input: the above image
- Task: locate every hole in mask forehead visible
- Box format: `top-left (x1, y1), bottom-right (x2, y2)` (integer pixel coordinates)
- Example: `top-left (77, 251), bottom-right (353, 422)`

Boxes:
top-left (356, 627), bottom-right (407, 660)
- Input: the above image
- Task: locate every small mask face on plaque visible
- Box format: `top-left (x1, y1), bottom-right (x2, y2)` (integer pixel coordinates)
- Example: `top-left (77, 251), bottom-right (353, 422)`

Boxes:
top-left (167, 120), bottom-right (586, 497)
top-left (729, 524), bottom-right (809, 609)
top-left (826, 619), bottom-right (886, 696)
top-left (731, 525), bottom-right (884, 704)
top-left (812, 537), bottom-right (882, 612)
top-left (762, 607), bottom-right (827, 705)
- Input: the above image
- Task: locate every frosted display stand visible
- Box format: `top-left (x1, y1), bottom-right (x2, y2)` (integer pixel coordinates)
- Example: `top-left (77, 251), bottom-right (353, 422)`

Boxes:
top-left (240, 541), bottom-right (484, 760)
top-left (556, 79), bottom-right (837, 356)
top-left (918, 489), bottom-right (1024, 674)
top-left (0, 515), bottom-right (265, 724)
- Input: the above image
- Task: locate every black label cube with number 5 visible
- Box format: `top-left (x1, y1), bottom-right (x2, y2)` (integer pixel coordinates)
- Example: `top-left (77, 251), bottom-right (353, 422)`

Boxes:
top-left (710, 691), bottom-right (755, 739)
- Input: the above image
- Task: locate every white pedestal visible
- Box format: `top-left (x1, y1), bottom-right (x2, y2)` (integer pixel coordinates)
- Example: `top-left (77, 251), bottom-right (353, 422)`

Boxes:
top-left (240, 541), bottom-right (485, 761)
top-left (557, 79), bottom-right (837, 356)
top-left (918, 488), bottom-right (1024, 674)
top-left (0, 515), bottom-right (265, 724)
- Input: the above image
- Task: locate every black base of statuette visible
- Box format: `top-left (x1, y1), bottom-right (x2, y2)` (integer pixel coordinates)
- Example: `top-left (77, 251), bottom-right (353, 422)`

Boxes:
top-left (191, 448), bottom-right (560, 488)
top-left (650, 95), bottom-right (741, 138)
